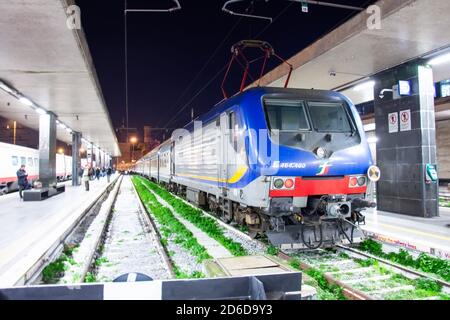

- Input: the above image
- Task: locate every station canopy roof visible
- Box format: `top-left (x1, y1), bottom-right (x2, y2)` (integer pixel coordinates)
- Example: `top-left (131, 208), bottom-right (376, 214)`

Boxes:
top-left (0, 0), bottom-right (120, 156)
top-left (251, 0), bottom-right (450, 110)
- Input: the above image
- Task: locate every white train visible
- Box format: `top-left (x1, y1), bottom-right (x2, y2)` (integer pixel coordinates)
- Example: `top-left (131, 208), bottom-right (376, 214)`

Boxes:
top-left (0, 142), bottom-right (72, 194)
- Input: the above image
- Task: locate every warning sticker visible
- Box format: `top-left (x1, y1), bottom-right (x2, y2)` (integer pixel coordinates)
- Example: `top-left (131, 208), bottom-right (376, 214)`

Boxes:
top-left (400, 109), bottom-right (411, 132)
top-left (388, 112), bottom-right (398, 133)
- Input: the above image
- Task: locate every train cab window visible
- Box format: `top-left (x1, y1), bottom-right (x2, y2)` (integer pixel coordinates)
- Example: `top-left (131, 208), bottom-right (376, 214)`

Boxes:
top-left (264, 99), bottom-right (310, 132)
top-left (28, 157), bottom-right (33, 167)
top-left (307, 102), bottom-right (352, 133)
top-left (11, 156), bottom-right (18, 166)
top-left (21, 157), bottom-right (26, 166)
top-left (229, 112), bottom-right (237, 148)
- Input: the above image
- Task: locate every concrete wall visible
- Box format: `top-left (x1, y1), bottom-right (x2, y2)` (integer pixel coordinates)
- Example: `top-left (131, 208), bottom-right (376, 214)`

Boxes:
top-left (436, 119), bottom-right (450, 180)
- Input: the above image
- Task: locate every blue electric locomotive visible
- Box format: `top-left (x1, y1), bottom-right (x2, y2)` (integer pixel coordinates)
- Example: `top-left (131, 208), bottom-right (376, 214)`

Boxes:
top-left (134, 87), bottom-right (378, 248)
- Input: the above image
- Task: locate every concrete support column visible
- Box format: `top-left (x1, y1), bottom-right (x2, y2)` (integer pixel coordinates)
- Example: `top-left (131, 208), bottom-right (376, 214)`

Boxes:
top-left (100, 150), bottom-right (104, 168)
top-left (38, 112), bottom-right (57, 189)
top-left (374, 61), bottom-right (438, 217)
top-left (72, 132), bottom-right (81, 186)
top-left (90, 144), bottom-right (94, 167)
top-left (95, 147), bottom-right (99, 168)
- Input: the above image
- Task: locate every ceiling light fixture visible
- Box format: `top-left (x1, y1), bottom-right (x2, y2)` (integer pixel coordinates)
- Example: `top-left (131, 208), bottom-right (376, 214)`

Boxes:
top-left (19, 96), bottom-right (34, 106)
top-left (428, 52), bottom-right (450, 66)
top-left (353, 80), bottom-right (375, 91)
top-left (35, 107), bottom-right (47, 115)
top-left (0, 81), bottom-right (14, 94)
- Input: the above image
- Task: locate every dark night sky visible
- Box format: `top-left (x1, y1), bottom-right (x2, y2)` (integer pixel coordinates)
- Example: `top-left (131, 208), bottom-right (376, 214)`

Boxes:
top-left (76, 0), bottom-right (376, 140)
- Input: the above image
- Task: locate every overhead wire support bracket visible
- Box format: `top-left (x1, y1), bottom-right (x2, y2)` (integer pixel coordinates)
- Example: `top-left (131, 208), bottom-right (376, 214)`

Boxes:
top-left (222, 0), bottom-right (364, 21)
top-left (222, 0), bottom-right (273, 22)
top-left (125, 0), bottom-right (181, 13)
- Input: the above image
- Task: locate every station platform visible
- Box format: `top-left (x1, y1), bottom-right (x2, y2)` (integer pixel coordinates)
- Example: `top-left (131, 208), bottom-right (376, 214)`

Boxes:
top-left (362, 207), bottom-right (450, 259)
top-left (0, 175), bottom-right (118, 287)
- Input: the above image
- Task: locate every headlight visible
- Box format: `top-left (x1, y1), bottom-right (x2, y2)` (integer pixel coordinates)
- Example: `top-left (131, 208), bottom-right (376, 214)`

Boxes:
top-left (367, 166), bottom-right (381, 182)
top-left (315, 147), bottom-right (326, 159)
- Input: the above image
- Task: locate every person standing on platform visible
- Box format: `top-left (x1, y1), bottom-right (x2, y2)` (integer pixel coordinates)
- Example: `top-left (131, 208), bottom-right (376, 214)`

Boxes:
top-left (106, 167), bottom-right (112, 183)
top-left (95, 167), bottom-right (100, 180)
top-left (82, 165), bottom-right (90, 191)
top-left (16, 165), bottom-right (30, 200)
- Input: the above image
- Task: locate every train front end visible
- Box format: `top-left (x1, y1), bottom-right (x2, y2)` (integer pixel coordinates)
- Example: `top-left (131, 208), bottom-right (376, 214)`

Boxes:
top-left (244, 88), bottom-right (378, 248)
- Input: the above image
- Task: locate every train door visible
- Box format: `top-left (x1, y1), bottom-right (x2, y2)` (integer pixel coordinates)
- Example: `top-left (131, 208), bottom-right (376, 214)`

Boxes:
top-left (219, 110), bottom-right (239, 189)
top-left (170, 142), bottom-right (175, 178)
top-left (157, 154), bottom-right (160, 183)
top-left (226, 111), bottom-right (239, 189)
top-left (218, 112), bottom-right (228, 190)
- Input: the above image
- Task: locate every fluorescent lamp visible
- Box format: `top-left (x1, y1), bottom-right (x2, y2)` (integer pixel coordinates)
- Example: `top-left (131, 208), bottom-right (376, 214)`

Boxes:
top-left (428, 52), bottom-right (450, 66)
top-left (367, 137), bottom-right (379, 144)
top-left (59, 123), bottom-right (67, 129)
top-left (353, 80), bottom-right (375, 91)
top-left (65, 127), bottom-right (72, 133)
top-left (35, 107), bottom-right (47, 115)
top-left (0, 82), bottom-right (13, 94)
top-left (19, 96), bottom-right (34, 106)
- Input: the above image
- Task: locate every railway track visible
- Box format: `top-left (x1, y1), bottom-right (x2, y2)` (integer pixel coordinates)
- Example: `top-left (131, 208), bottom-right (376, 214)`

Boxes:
top-left (35, 175), bottom-right (450, 300)
top-left (288, 247), bottom-right (450, 300)
top-left (139, 176), bottom-right (449, 300)
top-left (37, 175), bottom-right (174, 284)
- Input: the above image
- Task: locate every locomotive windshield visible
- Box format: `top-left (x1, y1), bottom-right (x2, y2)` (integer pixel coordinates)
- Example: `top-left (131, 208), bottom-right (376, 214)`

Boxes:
top-left (264, 99), bottom-right (353, 133)
top-left (263, 98), bottom-right (360, 153)
top-left (307, 102), bottom-right (352, 133)
top-left (265, 99), bottom-right (309, 131)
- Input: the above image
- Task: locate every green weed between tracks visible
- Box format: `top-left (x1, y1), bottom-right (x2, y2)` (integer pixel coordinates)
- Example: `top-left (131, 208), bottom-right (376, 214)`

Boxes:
top-left (137, 176), bottom-right (248, 257)
top-left (289, 258), bottom-right (347, 300)
top-left (132, 176), bottom-right (210, 279)
top-left (359, 239), bottom-right (450, 282)
top-left (42, 245), bottom-right (78, 284)
top-left (353, 258), bottom-right (449, 299)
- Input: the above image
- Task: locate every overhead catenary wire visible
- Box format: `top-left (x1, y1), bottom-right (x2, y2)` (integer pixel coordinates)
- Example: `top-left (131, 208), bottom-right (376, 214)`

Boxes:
top-left (156, 15), bottom-right (246, 128)
top-left (162, 2), bottom-right (293, 129)
top-left (125, 0), bottom-right (181, 139)
top-left (162, 62), bottom-right (230, 129)
top-left (142, 0), bottom-right (375, 131)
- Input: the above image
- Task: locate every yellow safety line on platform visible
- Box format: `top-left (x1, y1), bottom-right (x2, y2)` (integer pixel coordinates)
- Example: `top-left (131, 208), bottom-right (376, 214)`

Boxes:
top-left (375, 222), bottom-right (450, 241)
